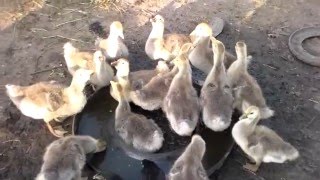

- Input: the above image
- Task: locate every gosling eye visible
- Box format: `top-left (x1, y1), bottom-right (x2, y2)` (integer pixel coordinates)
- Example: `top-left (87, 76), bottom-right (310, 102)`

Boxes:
top-left (224, 85), bottom-right (230, 89)
top-left (207, 83), bottom-right (217, 89)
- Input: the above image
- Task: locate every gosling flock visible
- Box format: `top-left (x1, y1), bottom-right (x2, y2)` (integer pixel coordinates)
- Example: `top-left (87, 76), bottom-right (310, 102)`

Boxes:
top-left (5, 14), bottom-right (299, 179)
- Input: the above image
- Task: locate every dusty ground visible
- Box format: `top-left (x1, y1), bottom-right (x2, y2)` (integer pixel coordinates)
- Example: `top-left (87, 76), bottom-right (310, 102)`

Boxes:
top-left (0, 0), bottom-right (320, 179)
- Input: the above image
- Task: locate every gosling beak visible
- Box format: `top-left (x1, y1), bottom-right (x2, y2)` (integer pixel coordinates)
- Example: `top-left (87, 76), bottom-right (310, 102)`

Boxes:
top-left (98, 55), bottom-right (105, 62)
top-left (88, 70), bottom-right (94, 76)
top-left (190, 29), bottom-right (197, 37)
top-left (119, 32), bottom-right (124, 39)
top-left (192, 38), bottom-right (201, 47)
top-left (86, 70), bottom-right (94, 82)
top-left (239, 113), bottom-right (247, 120)
top-left (110, 60), bottom-right (118, 67)
top-left (169, 59), bottom-right (176, 65)
top-left (150, 17), bottom-right (156, 23)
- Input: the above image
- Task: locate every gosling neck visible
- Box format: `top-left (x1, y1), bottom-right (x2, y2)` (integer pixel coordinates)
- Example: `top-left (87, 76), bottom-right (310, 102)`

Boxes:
top-left (149, 23), bottom-right (164, 39)
top-left (248, 116), bottom-right (261, 129)
top-left (116, 66), bottom-right (129, 78)
top-left (108, 29), bottom-right (121, 42)
top-left (176, 61), bottom-right (192, 81)
top-left (208, 49), bottom-right (225, 81)
top-left (67, 78), bottom-right (87, 94)
top-left (116, 90), bottom-right (131, 116)
top-left (195, 36), bottom-right (210, 51)
top-left (214, 48), bottom-right (225, 69)
top-left (95, 60), bottom-right (103, 75)
top-left (236, 51), bottom-right (248, 72)
top-left (95, 60), bottom-right (108, 82)
top-left (184, 141), bottom-right (205, 162)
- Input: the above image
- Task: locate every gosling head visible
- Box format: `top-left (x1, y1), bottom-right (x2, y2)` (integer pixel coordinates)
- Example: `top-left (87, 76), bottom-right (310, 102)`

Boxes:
top-left (190, 23), bottom-right (213, 38)
top-left (171, 43), bottom-right (193, 67)
top-left (93, 50), bottom-right (105, 64)
top-left (150, 14), bottom-right (165, 26)
top-left (63, 42), bottom-right (77, 55)
top-left (156, 61), bottom-right (169, 73)
top-left (189, 135), bottom-right (206, 157)
top-left (169, 135), bottom-right (207, 180)
top-left (110, 21), bottom-right (124, 39)
top-left (211, 37), bottom-right (225, 56)
top-left (5, 84), bottom-right (22, 97)
top-left (111, 58), bottom-right (129, 77)
top-left (73, 69), bottom-right (94, 84)
top-left (235, 41), bottom-right (247, 59)
top-left (239, 106), bottom-right (260, 123)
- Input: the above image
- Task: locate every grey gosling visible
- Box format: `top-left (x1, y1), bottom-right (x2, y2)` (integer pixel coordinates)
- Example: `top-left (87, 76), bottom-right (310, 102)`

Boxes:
top-left (168, 135), bottom-right (209, 180)
top-left (163, 43), bottom-right (200, 136)
top-left (189, 23), bottom-right (237, 74)
top-left (227, 41), bottom-right (274, 119)
top-left (130, 66), bottom-right (178, 111)
top-left (35, 135), bottom-right (106, 180)
top-left (232, 106), bottom-right (299, 172)
top-left (111, 81), bottom-right (164, 152)
top-left (200, 37), bottom-right (234, 131)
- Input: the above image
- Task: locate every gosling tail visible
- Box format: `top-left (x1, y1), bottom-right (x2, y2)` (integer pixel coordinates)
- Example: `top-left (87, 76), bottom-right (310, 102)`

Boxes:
top-left (5, 84), bottom-right (23, 97)
top-left (260, 107), bottom-right (274, 119)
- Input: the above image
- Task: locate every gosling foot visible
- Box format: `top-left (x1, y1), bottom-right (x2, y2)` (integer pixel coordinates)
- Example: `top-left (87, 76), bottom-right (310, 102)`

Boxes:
top-left (93, 174), bottom-right (106, 180)
top-left (46, 123), bottom-right (68, 137)
top-left (95, 139), bottom-right (107, 152)
top-left (91, 84), bottom-right (97, 91)
top-left (54, 117), bottom-right (65, 123)
top-left (243, 162), bottom-right (260, 174)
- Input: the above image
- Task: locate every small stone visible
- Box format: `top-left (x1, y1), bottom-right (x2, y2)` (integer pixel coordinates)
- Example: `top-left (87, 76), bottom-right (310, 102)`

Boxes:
top-left (314, 104), bottom-right (320, 112)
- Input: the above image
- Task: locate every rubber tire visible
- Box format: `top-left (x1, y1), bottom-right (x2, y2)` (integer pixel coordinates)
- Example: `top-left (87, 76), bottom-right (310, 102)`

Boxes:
top-left (289, 26), bottom-right (320, 67)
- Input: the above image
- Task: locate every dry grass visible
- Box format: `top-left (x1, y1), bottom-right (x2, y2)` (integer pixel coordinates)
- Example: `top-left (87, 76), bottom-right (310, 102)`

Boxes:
top-left (0, 0), bottom-right (45, 30)
top-left (90, 0), bottom-right (122, 11)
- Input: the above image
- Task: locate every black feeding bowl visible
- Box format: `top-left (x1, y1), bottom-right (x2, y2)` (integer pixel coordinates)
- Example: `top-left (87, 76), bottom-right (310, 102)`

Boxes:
top-left (72, 84), bottom-right (238, 180)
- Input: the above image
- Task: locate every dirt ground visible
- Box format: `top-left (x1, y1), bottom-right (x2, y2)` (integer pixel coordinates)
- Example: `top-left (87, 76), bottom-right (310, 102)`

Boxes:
top-left (0, 0), bottom-right (320, 179)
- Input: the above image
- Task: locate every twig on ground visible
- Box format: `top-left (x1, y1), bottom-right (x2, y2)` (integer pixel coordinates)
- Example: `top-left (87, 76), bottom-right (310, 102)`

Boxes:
top-left (34, 41), bottom-right (59, 72)
top-left (62, 8), bottom-right (89, 15)
top-left (75, 24), bottom-right (89, 32)
top-left (37, 12), bottom-right (50, 17)
top-left (35, 50), bottom-right (48, 70)
top-left (55, 17), bottom-right (87, 28)
top-left (45, 3), bottom-right (60, 10)
top-left (12, 23), bottom-right (17, 40)
top-left (110, 2), bottom-right (124, 13)
top-left (304, 116), bottom-right (316, 129)
top-left (263, 64), bottom-right (277, 70)
top-left (0, 165), bottom-right (8, 171)
top-left (308, 98), bottom-right (319, 104)
top-left (31, 66), bottom-right (64, 75)
top-left (280, 55), bottom-right (288, 61)
top-left (32, 0), bottom-right (43, 8)
top-left (2, 139), bottom-right (21, 144)
top-left (42, 35), bottom-right (89, 43)
top-left (31, 28), bottom-right (48, 32)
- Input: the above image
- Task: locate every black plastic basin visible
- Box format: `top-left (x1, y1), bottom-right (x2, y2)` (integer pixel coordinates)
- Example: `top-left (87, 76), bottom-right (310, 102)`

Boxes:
top-left (72, 84), bottom-right (238, 180)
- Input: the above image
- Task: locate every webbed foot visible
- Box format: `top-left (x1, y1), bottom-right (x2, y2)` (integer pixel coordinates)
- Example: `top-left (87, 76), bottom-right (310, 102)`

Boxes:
top-left (46, 123), bottom-right (68, 137)
top-left (243, 162), bottom-right (260, 174)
